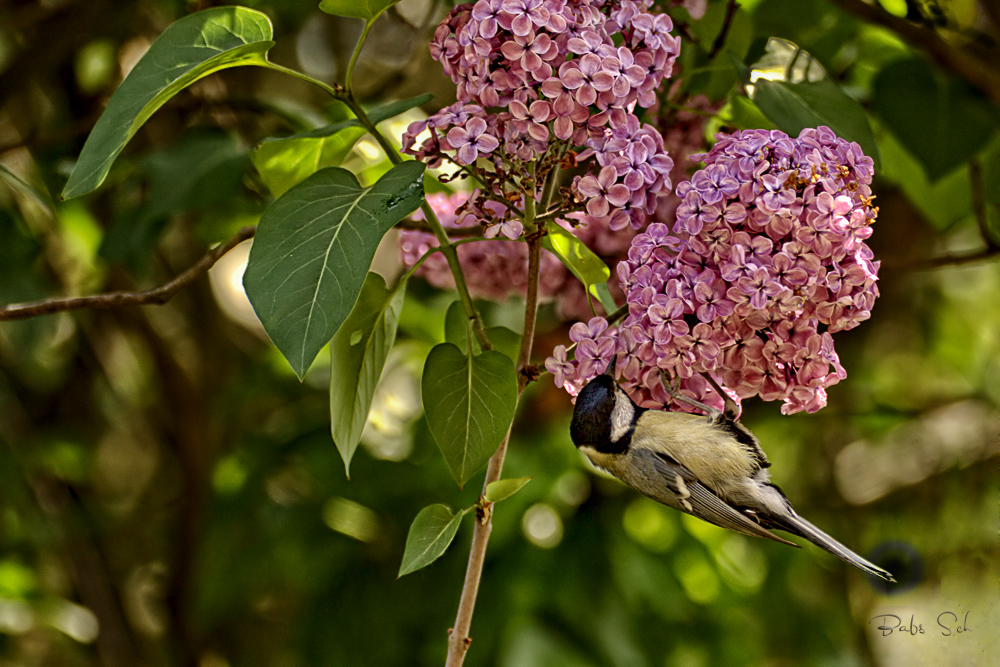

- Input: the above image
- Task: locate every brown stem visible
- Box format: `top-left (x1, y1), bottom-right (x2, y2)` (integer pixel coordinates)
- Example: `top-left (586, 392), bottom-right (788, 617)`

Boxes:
top-left (444, 235), bottom-right (543, 667)
top-left (889, 248), bottom-right (1000, 270)
top-left (0, 226), bottom-right (255, 320)
top-left (396, 219), bottom-right (483, 236)
top-left (709, 0), bottom-right (740, 60)
top-left (515, 236), bottom-right (542, 377)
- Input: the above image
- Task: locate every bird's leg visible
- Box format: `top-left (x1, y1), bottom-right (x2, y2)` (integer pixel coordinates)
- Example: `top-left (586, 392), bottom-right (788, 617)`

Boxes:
top-left (699, 372), bottom-right (740, 421)
top-left (658, 370), bottom-right (724, 422)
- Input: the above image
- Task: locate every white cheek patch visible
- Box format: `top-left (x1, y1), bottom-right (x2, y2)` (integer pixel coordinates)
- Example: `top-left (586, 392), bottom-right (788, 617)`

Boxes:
top-left (609, 390), bottom-right (635, 443)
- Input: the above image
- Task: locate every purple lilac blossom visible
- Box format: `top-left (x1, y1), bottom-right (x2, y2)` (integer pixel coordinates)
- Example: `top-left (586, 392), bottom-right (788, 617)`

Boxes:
top-left (547, 126), bottom-right (880, 416)
top-left (401, 0), bottom-right (681, 234)
top-left (399, 192), bottom-right (568, 302)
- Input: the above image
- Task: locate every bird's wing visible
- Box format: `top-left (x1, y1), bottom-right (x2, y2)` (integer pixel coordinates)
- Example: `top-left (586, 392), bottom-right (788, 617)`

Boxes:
top-left (645, 450), bottom-right (798, 547)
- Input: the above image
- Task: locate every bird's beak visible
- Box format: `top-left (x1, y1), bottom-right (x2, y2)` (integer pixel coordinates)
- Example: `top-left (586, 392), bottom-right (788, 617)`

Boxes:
top-left (603, 356), bottom-right (617, 376)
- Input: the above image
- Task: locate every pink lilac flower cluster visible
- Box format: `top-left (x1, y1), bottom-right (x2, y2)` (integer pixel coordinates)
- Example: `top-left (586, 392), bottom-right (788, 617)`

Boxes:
top-left (557, 93), bottom-right (720, 319)
top-left (547, 126), bottom-right (880, 415)
top-left (401, 198), bottom-right (637, 316)
top-left (400, 0), bottom-right (680, 233)
top-left (399, 192), bottom-right (568, 301)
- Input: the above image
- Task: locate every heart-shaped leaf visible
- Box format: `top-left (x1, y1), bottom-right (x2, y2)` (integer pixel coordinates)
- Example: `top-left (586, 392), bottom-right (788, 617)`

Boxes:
top-left (244, 161), bottom-right (425, 378)
top-left (874, 58), bottom-right (1000, 180)
top-left (752, 78), bottom-right (881, 170)
top-left (484, 477), bottom-right (532, 504)
top-left (444, 300), bottom-right (522, 362)
top-left (444, 300), bottom-right (475, 353)
top-left (329, 272), bottom-right (406, 477)
top-left (421, 343), bottom-right (518, 487)
top-left (252, 94), bottom-right (432, 197)
top-left (320, 0), bottom-right (404, 22)
top-left (484, 326), bottom-right (522, 364)
top-left (398, 504), bottom-right (467, 577)
top-left (62, 7), bottom-right (274, 199)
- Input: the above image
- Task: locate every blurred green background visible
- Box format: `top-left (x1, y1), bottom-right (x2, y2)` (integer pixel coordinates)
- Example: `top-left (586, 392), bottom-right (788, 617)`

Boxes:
top-left (1, 1), bottom-right (998, 666)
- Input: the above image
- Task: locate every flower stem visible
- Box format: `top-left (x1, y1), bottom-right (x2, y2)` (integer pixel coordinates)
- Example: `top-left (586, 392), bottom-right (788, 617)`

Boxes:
top-left (445, 234), bottom-right (543, 667)
top-left (345, 19), bottom-right (377, 94)
top-left (260, 61), bottom-right (344, 100)
top-left (539, 164), bottom-right (560, 213)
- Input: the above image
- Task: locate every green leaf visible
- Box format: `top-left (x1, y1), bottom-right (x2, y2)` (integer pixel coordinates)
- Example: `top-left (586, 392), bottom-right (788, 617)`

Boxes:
top-left (252, 127), bottom-right (367, 198)
top-left (543, 224), bottom-right (609, 286)
top-left (750, 0), bottom-right (860, 72)
top-left (543, 223), bottom-right (617, 315)
top-left (244, 161), bottom-right (425, 379)
top-left (484, 477), bottom-right (532, 504)
top-left (486, 326), bottom-right (522, 364)
top-left (100, 133), bottom-right (248, 269)
top-left (725, 92), bottom-right (775, 131)
top-left (62, 7), bottom-right (274, 200)
top-left (421, 343), bottom-right (518, 488)
top-left (752, 78), bottom-right (881, 169)
top-left (874, 58), bottom-right (1000, 180)
top-left (398, 504), bottom-right (466, 577)
top-left (444, 300), bottom-right (522, 362)
top-left (591, 282), bottom-right (618, 317)
top-left (251, 94), bottom-right (432, 197)
top-left (329, 272), bottom-right (406, 477)
top-left (444, 300), bottom-right (473, 353)
top-left (877, 125), bottom-right (972, 231)
top-left (543, 223), bottom-right (612, 308)
top-left (0, 165), bottom-right (55, 214)
top-left (363, 94), bottom-right (434, 125)
top-left (320, 0), bottom-right (403, 22)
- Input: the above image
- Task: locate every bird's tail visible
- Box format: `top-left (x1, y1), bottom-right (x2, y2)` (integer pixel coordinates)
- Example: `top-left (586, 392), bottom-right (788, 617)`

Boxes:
top-left (781, 513), bottom-right (896, 583)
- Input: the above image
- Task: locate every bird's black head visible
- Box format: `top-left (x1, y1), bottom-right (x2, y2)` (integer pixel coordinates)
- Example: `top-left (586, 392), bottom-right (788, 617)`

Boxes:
top-left (569, 375), bottom-right (640, 454)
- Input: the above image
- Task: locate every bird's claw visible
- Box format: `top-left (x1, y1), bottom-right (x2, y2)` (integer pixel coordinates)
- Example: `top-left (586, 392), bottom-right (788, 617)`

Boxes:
top-left (658, 370), bottom-right (724, 422)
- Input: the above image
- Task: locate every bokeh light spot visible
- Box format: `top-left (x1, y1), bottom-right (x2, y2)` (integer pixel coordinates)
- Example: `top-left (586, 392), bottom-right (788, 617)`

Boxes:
top-left (522, 504), bottom-right (563, 549)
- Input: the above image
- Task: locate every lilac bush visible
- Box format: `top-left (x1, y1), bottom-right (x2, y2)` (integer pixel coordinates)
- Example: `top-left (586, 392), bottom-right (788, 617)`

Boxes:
top-left (547, 127), bottom-right (880, 415)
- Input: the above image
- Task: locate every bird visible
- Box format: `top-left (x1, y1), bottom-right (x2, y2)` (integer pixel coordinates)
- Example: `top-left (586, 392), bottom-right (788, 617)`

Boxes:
top-left (569, 365), bottom-right (895, 582)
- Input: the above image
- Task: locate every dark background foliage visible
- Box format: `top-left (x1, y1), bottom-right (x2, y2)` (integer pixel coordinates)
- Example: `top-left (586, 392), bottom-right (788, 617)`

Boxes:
top-left (1, 0), bottom-right (997, 665)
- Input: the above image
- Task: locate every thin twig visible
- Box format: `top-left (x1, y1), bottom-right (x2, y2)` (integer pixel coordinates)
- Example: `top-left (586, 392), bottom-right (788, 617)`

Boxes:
top-left (674, 21), bottom-right (700, 48)
top-left (395, 219), bottom-right (483, 236)
top-left (444, 234), bottom-right (543, 667)
top-left (889, 248), bottom-right (1000, 271)
top-left (709, 0), bottom-right (740, 60)
top-left (0, 227), bottom-right (256, 321)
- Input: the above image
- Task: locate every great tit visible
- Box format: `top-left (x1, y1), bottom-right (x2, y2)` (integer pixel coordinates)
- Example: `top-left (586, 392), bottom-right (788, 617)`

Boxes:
top-left (570, 369), bottom-right (895, 582)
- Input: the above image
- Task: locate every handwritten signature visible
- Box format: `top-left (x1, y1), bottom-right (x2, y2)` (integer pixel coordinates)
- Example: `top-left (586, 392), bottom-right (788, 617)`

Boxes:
top-left (869, 612), bottom-right (971, 637)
